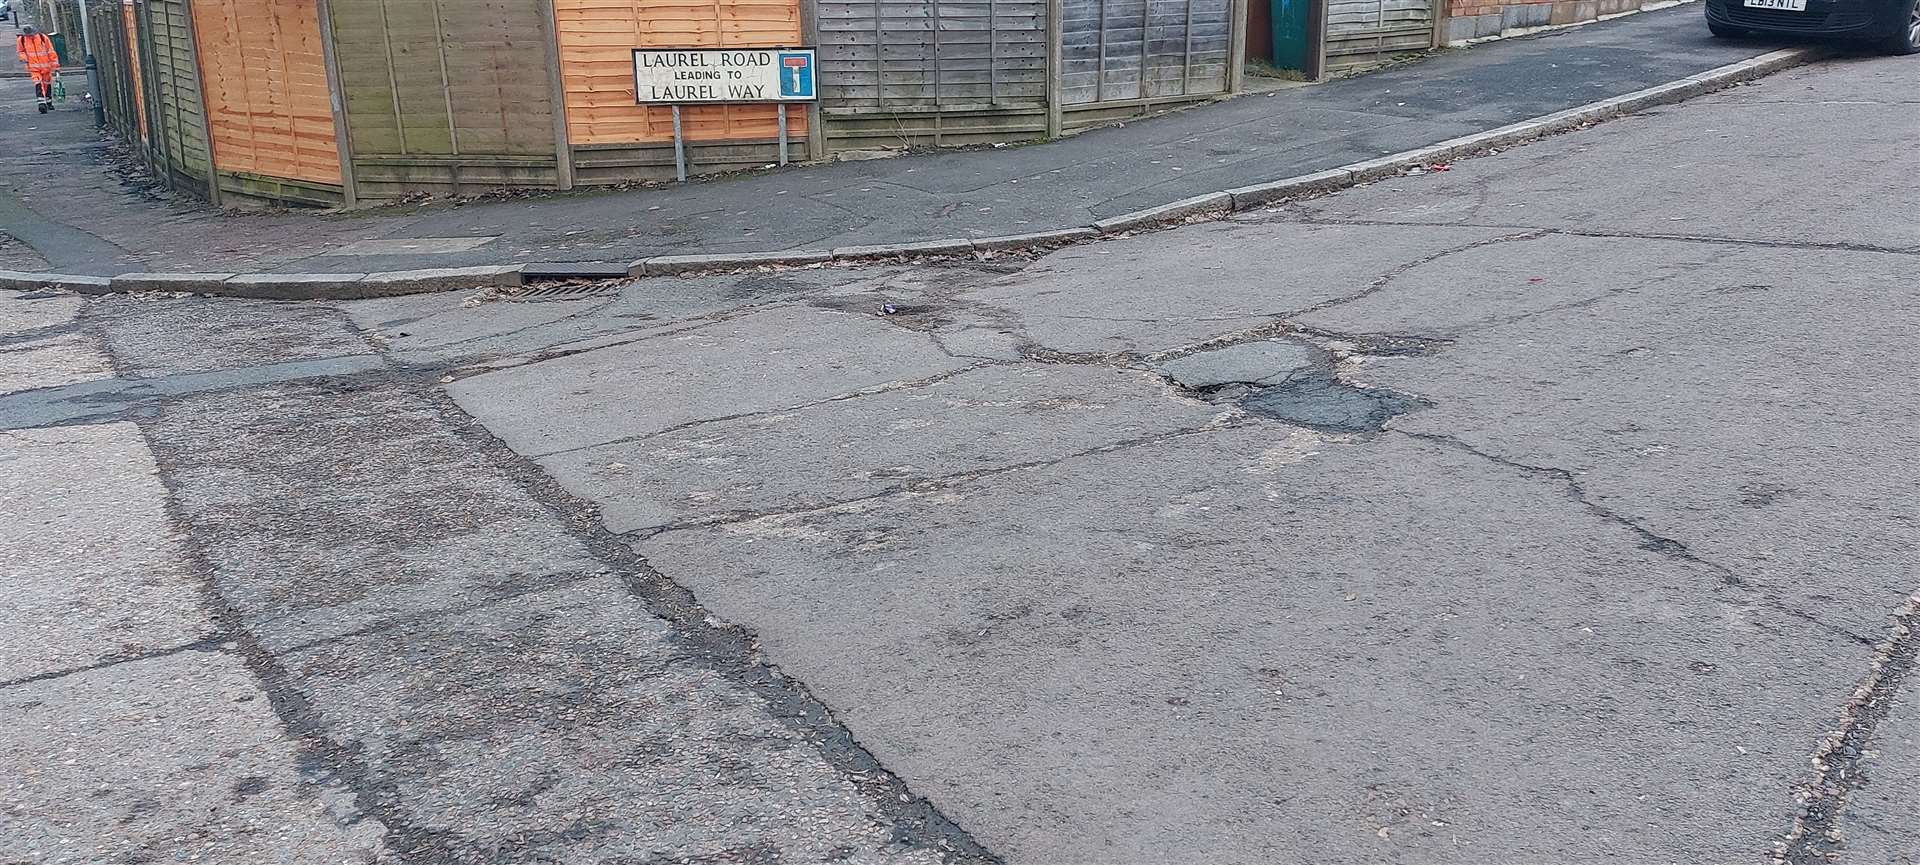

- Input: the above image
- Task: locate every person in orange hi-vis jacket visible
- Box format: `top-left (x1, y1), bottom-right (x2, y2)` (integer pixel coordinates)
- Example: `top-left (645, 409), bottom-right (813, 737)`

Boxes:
top-left (15, 26), bottom-right (58, 113)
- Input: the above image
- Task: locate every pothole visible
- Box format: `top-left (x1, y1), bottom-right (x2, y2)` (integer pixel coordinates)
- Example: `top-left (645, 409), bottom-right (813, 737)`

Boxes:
top-left (1153, 338), bottom-right (1428, 433)
top-left (810, 296), bottom-right (951, 331)
top-left (1239, 376), bottom-right (1427, 433)
top-left (1154, 341), bottom-right (1317, 389)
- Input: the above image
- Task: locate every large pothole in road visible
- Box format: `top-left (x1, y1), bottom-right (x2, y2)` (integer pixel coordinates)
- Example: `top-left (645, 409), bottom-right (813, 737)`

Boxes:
top-left (1152, 339), bottom-right (1427, 434)
top-left (1238, 376), bottom-right (1427, 433)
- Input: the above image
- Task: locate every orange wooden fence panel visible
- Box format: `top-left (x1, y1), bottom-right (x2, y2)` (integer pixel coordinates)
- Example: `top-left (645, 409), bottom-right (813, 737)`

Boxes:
top-left (189, 0), bottom-right (340, 184)
top-left (122, 1), bottom-right (148, 142)
top-left (555, 0), bottom-right (807, 146)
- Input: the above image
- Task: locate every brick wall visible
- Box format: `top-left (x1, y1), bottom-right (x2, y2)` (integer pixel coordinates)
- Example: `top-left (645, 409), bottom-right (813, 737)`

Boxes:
top-left (1444, 0), bottom-right (1660, 42)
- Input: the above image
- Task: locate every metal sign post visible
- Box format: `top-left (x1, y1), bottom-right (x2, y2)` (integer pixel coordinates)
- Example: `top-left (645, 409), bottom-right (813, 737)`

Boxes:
top-left (634, 48), bottom-right (816, 182)
top-left (670, 105), bottom-right (686, 182)
top-left (776, 103), bottom-right (787, 166)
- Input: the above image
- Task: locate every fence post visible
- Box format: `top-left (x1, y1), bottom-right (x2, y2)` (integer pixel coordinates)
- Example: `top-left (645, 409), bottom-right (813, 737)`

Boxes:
top-left (75, 0), bottom-right (105, 126)
top-left (313, 0), bottom-right (357, 206)
top-left (1045, 0), bottom-right (1062, 138)
top-left (538, 0), bottom-right (574, 190)
top-left (800, 0), bottom-right (825, 161)
top-left (178, 0), bottom-right (220, 205)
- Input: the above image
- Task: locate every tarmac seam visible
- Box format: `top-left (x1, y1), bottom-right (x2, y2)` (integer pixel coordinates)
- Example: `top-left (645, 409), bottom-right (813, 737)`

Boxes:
top-left (1777, 590), bottom-right (1920, 864)
top-left (0, 636), bottom-right (226, 691)
top-left (408, 384), bottom-right (1006, 865)
top-left (0, 47), bottom-right (1820, 300)
top-left (78, 310), bottom-right (458, 860)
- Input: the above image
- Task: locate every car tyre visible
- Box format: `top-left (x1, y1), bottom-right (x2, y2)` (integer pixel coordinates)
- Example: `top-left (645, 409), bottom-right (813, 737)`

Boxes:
top-left (1885, 0), bottom-right (1920, 53)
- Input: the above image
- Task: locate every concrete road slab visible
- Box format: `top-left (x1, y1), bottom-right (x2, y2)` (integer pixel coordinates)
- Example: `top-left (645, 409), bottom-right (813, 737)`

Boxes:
top-left (539, 364), bottom-right (1228, 534)
top-left (0, 652), bottom-right (385, 863)
top-left (340, 265), bottom-right (935, 365)
top-left (148, 381), bottom-right (602, 651)
top-left (449, 305), bottom-right (974, 456)
top-left (0, 292), bottom-right (85, 336)
top-left (89, 295), bottom-right (374, 377)
top-left (136, 372), bottom-right (961, 862)
top-left (0, 422), bottom-right (209, 682)
top-left (639, 426), bottom-right (1865, 865)
top-left (957, 221), bottom-right (1514, 356)
top-left (1305, 240), bottom-right (1920, 640)
top-left (0, 332), bottom-right (114, 395)
top-left (281, 576), bottom-right (940, 865)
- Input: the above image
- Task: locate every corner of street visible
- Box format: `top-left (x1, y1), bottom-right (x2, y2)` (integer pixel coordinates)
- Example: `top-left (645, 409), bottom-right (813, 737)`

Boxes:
top-left (4, 3), bottom-right (1920, 865)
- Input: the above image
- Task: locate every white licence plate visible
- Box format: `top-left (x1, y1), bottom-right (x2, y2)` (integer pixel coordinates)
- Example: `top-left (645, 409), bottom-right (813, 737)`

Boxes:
top-left (1743, 0), bottom-right (1807, 10)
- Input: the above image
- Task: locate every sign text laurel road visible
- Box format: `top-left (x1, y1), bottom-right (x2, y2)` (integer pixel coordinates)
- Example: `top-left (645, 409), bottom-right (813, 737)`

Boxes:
top-left (632, 49), bottom-right (818, 103)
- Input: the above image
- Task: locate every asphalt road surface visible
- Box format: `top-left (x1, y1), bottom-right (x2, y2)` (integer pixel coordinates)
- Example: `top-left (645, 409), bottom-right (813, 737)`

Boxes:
top-left (3, 54), bottom-right (1917, 865)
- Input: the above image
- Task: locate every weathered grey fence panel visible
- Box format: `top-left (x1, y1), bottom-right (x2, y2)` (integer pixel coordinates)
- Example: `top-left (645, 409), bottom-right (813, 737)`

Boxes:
top-left (1324, 0), bottom-right (1433, 71)
top-left (1060, 0), bottom-right (1230, 107)
top-left (324, 0), bottom-right (560, 195)
top-left (146, 0), bottom-right (213, 185)
top-left (819, 0), bottom-right (1049, 114)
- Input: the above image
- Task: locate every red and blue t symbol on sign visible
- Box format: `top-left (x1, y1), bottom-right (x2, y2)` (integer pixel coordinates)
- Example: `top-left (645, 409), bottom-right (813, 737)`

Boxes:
top-left (778, 52), bottom-right (815, 99)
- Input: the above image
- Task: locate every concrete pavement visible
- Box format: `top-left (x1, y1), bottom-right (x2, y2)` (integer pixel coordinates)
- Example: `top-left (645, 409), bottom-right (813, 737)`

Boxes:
top-left (3, 51), bottom-right (1918, 865)
top-left (1, 4), bottom-right (1809, 281)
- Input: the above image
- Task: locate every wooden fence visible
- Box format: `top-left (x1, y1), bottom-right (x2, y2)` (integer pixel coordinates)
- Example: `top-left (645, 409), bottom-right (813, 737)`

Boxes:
top-left (70, 0), bottom-right (1348, 204)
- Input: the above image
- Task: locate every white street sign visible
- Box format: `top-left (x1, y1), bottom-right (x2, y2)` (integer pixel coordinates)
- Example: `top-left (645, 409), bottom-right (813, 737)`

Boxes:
top-left (633, 49), bottom-right (817, 104)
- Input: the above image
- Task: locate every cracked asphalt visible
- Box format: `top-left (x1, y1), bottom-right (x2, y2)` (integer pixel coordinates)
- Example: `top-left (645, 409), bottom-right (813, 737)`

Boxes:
top-left (4, 54), bottom-right (1918, 865)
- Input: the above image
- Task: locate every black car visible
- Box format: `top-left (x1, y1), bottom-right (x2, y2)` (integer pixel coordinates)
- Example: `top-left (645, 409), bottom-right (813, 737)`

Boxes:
top-left (1707, 0), bottom-right (1920, 53)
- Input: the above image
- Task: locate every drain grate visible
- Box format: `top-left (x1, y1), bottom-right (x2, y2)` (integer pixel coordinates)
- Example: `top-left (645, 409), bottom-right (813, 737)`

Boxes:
top-left (503, 281), bottom-right (620, 303)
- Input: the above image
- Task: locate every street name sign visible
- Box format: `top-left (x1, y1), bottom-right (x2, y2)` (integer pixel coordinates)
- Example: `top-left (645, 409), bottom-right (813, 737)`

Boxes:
top-left (633, 49), bottom-right (817, 103)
